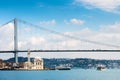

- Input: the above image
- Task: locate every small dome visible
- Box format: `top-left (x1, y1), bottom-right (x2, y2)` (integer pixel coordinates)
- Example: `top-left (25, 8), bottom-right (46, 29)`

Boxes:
top-left (34, 57), bottom-right (43, 60)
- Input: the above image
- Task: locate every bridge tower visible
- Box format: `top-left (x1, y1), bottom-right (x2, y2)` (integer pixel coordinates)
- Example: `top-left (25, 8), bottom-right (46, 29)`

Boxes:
top-left (14, 18), bottom-right (18, 63)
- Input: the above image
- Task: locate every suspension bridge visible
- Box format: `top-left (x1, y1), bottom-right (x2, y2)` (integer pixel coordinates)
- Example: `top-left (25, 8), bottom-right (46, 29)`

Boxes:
top-left (0, 18), bottom-right (120, 63)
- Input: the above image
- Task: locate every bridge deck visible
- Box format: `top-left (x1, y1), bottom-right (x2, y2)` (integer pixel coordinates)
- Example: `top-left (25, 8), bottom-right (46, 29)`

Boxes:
top-left (0, 50), bottom-right (120, 53)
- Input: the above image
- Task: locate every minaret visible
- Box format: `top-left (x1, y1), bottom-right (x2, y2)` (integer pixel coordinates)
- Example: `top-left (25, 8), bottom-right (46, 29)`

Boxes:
top-left (27, 49), bottom-right (30, 62)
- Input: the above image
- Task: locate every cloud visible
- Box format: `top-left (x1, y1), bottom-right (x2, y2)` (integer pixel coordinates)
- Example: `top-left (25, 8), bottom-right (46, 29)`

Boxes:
top-left (70, 18), bottom-right (85, 25)
top-left (0, 23), bottom-right (14, 51)
top-left (64, 18), bottom-right (85, 25)
top-left (24, 27), bottom-right (31, 32)
top-left (100, 22), bottom-right (120, 33)
top-left (29, 37), bottom-right (45, 46)
top-left (20, 21), bottom-right (120, 50)
top-left (1, 21), bottom-right (120, 59)
top-left (39, 19), bottom-right (56, 26)
top-left (74, 0), bottom-right (120, 13)
top-left (17, 36), bottom-right (46, 50)
top-left (49, 22), bottom-right (120, 50)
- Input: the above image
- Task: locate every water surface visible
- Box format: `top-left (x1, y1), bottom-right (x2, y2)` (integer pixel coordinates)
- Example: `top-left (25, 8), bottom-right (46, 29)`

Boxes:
top-left (0, 69), bottom-right (119, 80)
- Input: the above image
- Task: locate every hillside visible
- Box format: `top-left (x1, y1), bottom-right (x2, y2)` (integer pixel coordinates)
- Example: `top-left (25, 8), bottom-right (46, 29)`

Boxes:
top-left (3, 57), bottom-right (120, 69)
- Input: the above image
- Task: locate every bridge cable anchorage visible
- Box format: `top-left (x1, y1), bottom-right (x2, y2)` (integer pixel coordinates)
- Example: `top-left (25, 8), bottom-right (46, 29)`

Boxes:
top-left (0, 19), bottom-right (14, 28)
top-left (18, 19), bottom-right (120, 48)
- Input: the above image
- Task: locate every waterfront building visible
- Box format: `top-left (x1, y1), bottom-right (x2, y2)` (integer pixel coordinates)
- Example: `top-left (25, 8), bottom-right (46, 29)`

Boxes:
top-left (23, 62), bottom-right (32, 70)
top-left (0, 59), bottom-right (2, 68)
top-left (6, 62), bottom-right (12, 68)
top-left (32, 57), bottom-right (44, 70)
top-left (22, 50), bottom-right (44, 70)
top-left (23, 57), bottom-right (44, 70)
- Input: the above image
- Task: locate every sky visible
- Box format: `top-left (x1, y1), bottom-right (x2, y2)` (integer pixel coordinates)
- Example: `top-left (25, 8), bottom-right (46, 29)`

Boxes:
top-left (1, 0), bottom-right (120, 60)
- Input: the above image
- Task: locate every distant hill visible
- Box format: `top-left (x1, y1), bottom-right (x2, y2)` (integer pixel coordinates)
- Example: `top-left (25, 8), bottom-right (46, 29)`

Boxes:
top-left (4, 57), bottom-right (34, 62)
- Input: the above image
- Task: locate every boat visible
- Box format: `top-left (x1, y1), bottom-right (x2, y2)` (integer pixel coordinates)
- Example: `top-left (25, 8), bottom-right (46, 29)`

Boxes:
top-left (55, 65), bottom-right (71, 70)
top-left (97, 64), bottom-right (106, 71)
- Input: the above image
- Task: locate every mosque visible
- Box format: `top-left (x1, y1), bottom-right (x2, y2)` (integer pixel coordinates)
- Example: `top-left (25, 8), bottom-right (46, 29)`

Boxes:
top-left (23, 49), bottom-right (44, 70)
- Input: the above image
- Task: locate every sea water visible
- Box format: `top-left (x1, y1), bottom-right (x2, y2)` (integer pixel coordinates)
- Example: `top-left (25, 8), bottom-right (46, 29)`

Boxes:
top-left (0, 69), bottom-right (120, 80)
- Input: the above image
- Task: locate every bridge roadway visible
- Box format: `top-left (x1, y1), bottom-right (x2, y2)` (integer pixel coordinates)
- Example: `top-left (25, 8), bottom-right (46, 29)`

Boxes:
top-left (0, 50), bottom-right (120, 53)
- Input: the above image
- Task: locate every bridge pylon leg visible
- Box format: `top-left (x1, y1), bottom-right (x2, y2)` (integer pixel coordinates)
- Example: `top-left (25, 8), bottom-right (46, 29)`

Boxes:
top-left (14, 18), bottom-right (18, 63)
top-left (14, 52), bottom-right (18, 63)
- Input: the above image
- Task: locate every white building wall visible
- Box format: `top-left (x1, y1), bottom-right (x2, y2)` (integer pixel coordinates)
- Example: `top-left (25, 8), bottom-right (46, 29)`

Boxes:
top-left (32, 58), bottom-right (44, 70)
